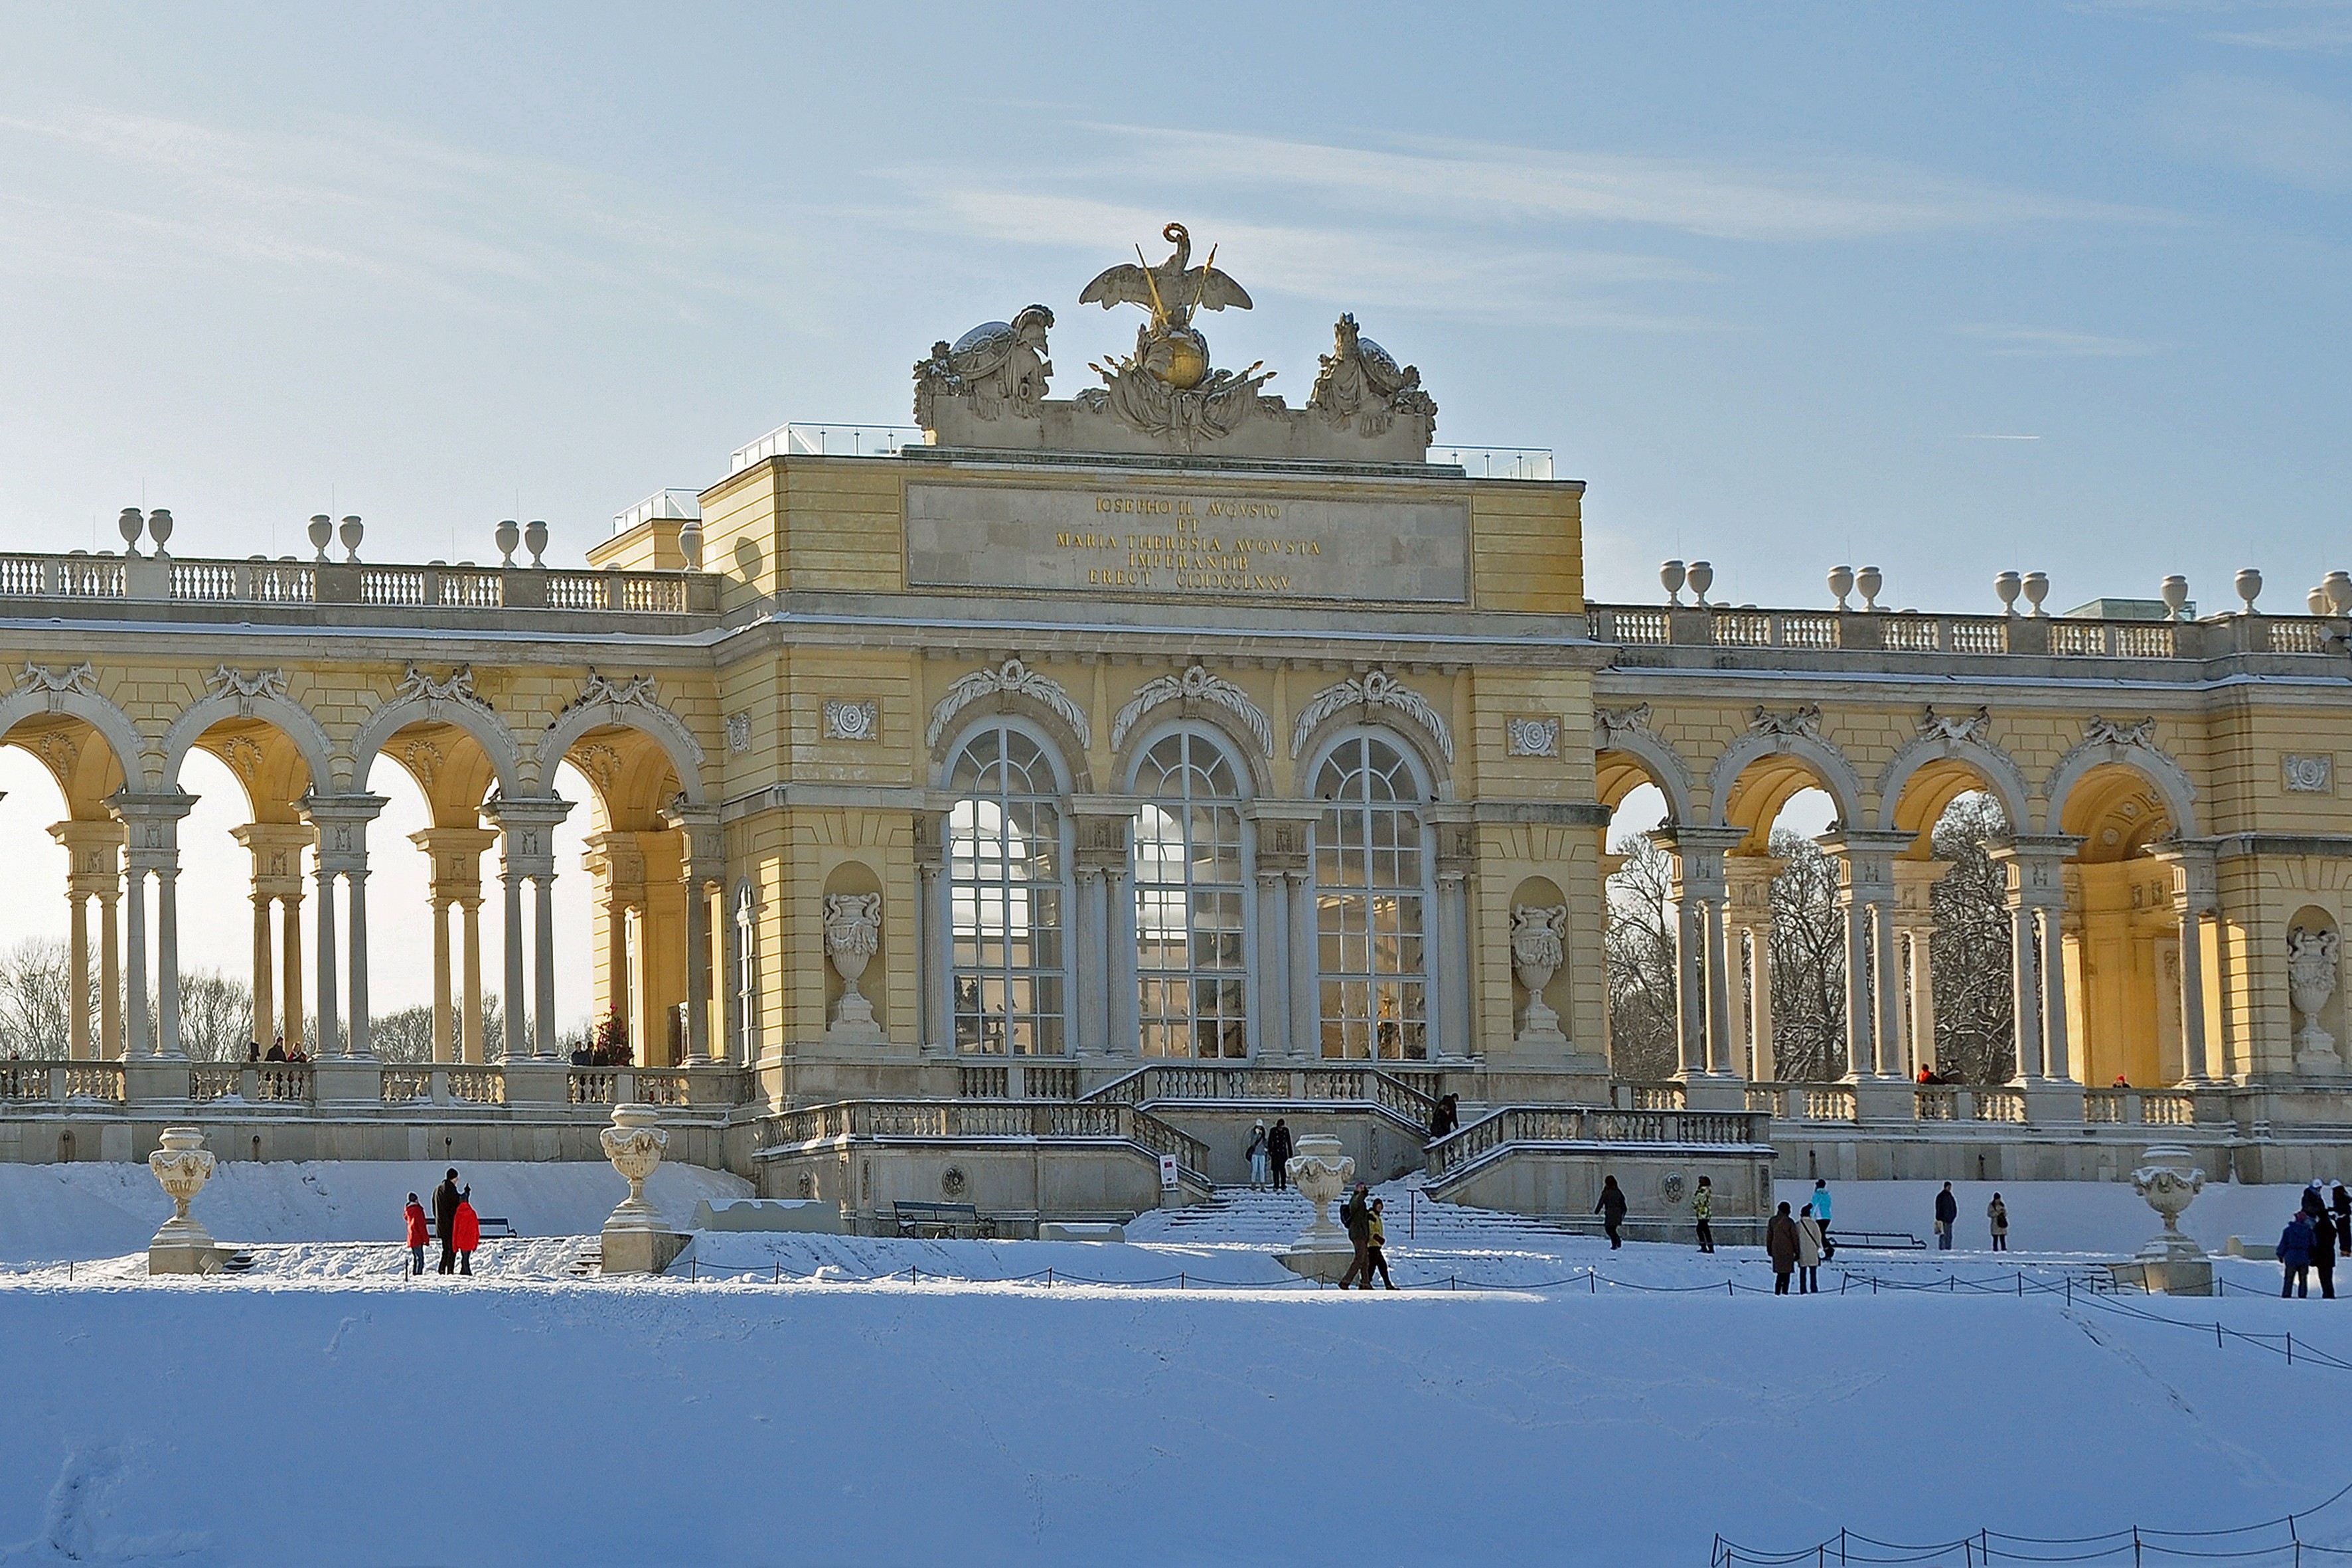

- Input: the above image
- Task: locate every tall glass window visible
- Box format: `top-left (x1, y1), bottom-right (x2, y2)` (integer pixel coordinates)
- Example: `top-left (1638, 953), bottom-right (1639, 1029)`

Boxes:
top-left (949, 724), bottom-right (1065, 1055)
top-left (1133, 731), bottom-right (1248, 1058)
top-left (1313, 735), bottom-right (1428, 1060)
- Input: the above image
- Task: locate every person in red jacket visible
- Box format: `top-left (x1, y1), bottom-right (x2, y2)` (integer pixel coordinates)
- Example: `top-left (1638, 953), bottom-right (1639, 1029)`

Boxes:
top-left (403, 1193), bottom-right (429, 1277)
top-left (451, 1189), bottom-right (481, 1277)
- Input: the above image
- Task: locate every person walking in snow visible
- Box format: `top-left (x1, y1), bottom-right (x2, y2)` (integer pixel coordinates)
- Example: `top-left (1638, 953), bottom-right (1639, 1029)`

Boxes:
top-left (1595, 1174), bottom-right (1628, 1249)
top-left (1796, 1202), bottom-right (1824, 1294)
top-left (1267, 1119), bottom-right (1293, 1191)
top-left (1767, 1202), bottom-right (1800, 1294)
top-left (451, 1188), bottom-right (481, 1277)
top-left (1934, 1182), bottom-right (1959, 1251)
top-left (2333, 1180), bottom-right (2351, 1260)
top-left (404, 1192), bottom-right (429, 1277)
top-left (2311, 1204), bottom-right (2339, 1300)
top-left (2280, 1210), bottom-right (2316, 1298)
top-left (433, 1168), bottom-right (463, 1275)
top-left (1246, 1121), bottom-right (1269, 1190)
top-left (1987, 1193), bottom-right (2009, 1252)
top-left (1338, 1182), bottom-right (1373, 1289)
top-left (1365, 1197), bottom-right (1397, 1290)
top-left (1693, 1174), bottom-right (1715, 1253)
top-left (1812, 1178), bottom-right (1833, 1251)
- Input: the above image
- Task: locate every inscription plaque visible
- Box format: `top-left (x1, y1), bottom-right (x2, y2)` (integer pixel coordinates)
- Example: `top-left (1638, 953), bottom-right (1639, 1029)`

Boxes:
top-left (906, 481), bottom-right (1468, 603)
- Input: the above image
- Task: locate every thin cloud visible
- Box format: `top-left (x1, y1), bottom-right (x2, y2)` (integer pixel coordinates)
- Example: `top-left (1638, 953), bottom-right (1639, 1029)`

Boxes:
top-left (2157, 74), bottom-right (2352, 189)
top-left (1952, 324), bottom-right (2165, 358)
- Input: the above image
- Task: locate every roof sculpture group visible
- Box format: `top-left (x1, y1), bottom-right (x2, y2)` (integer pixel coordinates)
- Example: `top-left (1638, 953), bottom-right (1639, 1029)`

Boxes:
top-left (913, 222), bottom-right (1438, 461)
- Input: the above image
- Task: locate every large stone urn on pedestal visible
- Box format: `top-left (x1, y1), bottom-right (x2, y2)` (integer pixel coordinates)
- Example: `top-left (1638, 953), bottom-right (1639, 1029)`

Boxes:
top-left (147, 1127), bottom-right (225, 1275)
top-left (2106, 1144), bottom-right (2213, 1295)
top-left (1275, 1134), bottom-right (1357, 1283)
top-left (823, 892), bottom-right (885, 1044)
top-left (2288, 924), bottom-right (2344, 1075)
top-left (599, 1104), bottom-right (686, 1276)
top-left (1510, 904), bottom-right (1569, 1048)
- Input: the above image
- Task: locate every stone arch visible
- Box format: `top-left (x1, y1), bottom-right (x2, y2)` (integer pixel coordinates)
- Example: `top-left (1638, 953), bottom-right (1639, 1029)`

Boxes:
top-left (1705, 728), bottom-right (1865, 842)
top-left (161, 690), bottom-right (335, 799)
top-left (2043, 736), bottom-right (2198, 839)
top-left (0, 684), bottom-right (149, 793)
top-left (1118, 713), bottom-right (1265, 799)
top-left (1597, 728), bottom-right (1694, 826)
top-left (1874, 733), bottom-right (2031, 844)
top-left (539, 697), bottom-right (706, 805)
top-left (935, 710), bottom-right (1078, 797)
top-left (351, 695), bottom-right (524, 802)
top-left (1291, 704), bottom-right (1452, 801)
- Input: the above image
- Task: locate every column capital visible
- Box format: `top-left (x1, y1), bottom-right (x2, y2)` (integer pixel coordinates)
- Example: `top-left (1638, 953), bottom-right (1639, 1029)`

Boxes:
top-left (108, 791), bottom-right (197, 869)
top-left (299, 792), bottom-right (389, 873)
top-left (232, 821), bottom-right (319, 898)
top-left (1816, 828), bottom-right (1914, 904)
top-left (1723, 852), bottom-right (1786, 922)
top-left (2146, 836), bottom-right (2222, 913)
top-left (659, 799), bottom-right (725, 880)
top-left (1653, 825), bottom-right (1746, 899)
top-left (1068, 799), bottom-right (1137, 871)
top-left (1988, 832), bottom-right (2083, 909)
top-left (410, 825), bottom-right (500, 902)
top-left (49, 819), bottom-right (125, 895)
top-left (1241, 799), bottom-right (1318, 874)
top-left (484, 793), bottom-right (572, 879)
top-left (1888, 857), bottom-right (1955, 925)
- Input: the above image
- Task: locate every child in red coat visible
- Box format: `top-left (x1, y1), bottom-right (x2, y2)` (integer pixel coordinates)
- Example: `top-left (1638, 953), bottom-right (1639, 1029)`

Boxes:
top-left (451, 1190), bottom-right (481, 1277)
top-left (404, 1194), bottom-right (429, 1277)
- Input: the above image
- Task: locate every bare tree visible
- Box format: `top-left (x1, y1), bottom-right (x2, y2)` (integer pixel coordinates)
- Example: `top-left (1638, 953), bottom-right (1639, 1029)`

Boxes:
top-left (0, 939), bottom-right (82, 1057)
top-left (370, 1005), bottom-right (434, 1064)
top-left (1604, 832), bottom-right (1680, 1081)
top-left (1767, 829), bottom-right (1847, 1081)
top-left (177, 970), bottom-right (256, 1061)
top-left (1930, 791), bottom-right (2015, 1083)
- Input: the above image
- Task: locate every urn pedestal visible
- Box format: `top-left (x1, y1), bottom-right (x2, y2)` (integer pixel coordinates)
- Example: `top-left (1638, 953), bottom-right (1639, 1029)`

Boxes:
top-left (599, 1104), bottom-right (686, 1276)
top-left (1275, 1134), bottom-right (1358, 1283)
top-left (147, 1126), bottom-right (226, 1275)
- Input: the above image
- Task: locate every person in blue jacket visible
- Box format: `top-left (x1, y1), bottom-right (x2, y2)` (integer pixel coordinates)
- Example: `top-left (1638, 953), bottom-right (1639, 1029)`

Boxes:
top-left (2280, 1210), bottom-right (2315, 1298)
top-left (1811, 1178), bottom-right (1833, 1251)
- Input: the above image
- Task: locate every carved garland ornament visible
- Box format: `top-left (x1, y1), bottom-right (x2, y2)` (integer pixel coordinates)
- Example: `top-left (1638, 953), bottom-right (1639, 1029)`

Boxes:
top-left (1749, 704), bottom-right (1824, 741)
top-left (925, 659), bottom-right (1091, 750)
top-left (394, 663), bottom-right (491, 720)
top-left (1289, 668), bottom-right (1452, 761)
top-left (1917, 705), bottom-right (1990, 744)
top-left (2084, 715), bottom-right (2157, 749)
top-left (568, 670), bottom-right (659, 713)
top-left (15, 661), bottom-right (98, 705)
top-left (206, 665), bottom-right (289, 717)
top-left (1109, 664), bottom-right (1273, 757)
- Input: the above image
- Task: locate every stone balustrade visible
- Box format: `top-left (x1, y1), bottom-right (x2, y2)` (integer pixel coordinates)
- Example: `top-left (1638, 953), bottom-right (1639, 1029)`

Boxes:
top-left (753, 1096), bottom-right (1212, 1178)
top-left (0, 1058), bottom-right (741, 1115)
top-left (0, 551), bottom-right (715, 618)
top-left (1588, 604), bottom-right (2341, 660)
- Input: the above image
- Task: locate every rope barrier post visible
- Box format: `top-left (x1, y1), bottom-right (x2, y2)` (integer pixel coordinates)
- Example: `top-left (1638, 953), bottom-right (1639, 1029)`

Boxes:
top-left (1840, 1526), bottom-right (1848, 1566)
top-left (2133, 1524), bottom-right (2142, 1566)
top-left (2288, 1332), bottom-right (2295, 1366)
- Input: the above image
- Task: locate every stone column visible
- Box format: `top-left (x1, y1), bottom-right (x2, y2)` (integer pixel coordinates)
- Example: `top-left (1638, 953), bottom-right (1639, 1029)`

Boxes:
top-left (459, 898), bottom-right (483, 1063)
top-left (1990, 833), bottom-right (2084, 1120)
top-left (111, 794), bottom-right (196, 1061)
top-left (2150, 840), bottom-right (2221, 1085)
top-left (279, 894), bottom-right (301, 1055)
top-left (51, 822), bottom-right (121, 1061)
top-left (301, 795), bottom-right (388, 1059)
top-left (2010, 902), bottom-right (2043, 1077)
top-left (1106, 861), bottom-right (1140, 1058)
top-left (1071, 865), bottom-right (1106, 1054)
top-left (1429, 807), bottom-right (1476, 1062)
top-left (1887, 858), bottom-right (1949, 1079)
top-left (660, 803), bottom-right (724, 1065)
top-left (67, 890), bottom-right (90, 1061)
top-left (230, 822), bottom-right (313, 1054)
top-left (484, 797), bottom-right (572, 1059)
top-left (1656, 826), bottom-right (1747, 1107)
top-left (1820, 830), bottom-right (1911, 1082)
top-left (1069, 804), bottom-right (1135, 1059)
top-left (915, 812), bottom-right (949, 1053)
top-left (1243, 801), bottom-right (1317, 1062)
top-left (1725, 854), bottom-right (1782, 1081)
top-left (250, 892), bottom-right (274, 1052)
top-left (430, 898), bottom-right (453, 1063)
top-left (123, 866), bottom-right (149, 1059)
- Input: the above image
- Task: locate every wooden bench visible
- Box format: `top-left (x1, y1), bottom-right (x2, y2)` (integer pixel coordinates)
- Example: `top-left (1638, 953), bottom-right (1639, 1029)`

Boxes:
top-left (428, 1216), bottom-right (518, 1241)
top-left (894, 1201), bottom-right (990, 1239)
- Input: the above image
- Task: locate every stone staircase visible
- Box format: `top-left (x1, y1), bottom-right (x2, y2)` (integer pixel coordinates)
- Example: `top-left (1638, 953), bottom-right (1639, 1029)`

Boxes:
top-left (1152, 1185), bottom-right (1595, 1249)
top-left (564, 1238), bottom-right (602, 1279)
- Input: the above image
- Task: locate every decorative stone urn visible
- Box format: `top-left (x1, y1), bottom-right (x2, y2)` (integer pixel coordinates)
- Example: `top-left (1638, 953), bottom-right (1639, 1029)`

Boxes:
top-left (2288, 924), bottom-right (2343, 1075)
top-left (1275, 1133), bottom-right (1358, 1283)
top-left (822, 892), bottom-right (885, 1042)
top-left (2108, 1144), bottom-right (2213, 1295)
top-left (147, 1126), bottom-right (222, 1275)
top-left (1510, 903), bottom-right (1569, 1047)
top-left (599, 1103), bottom-right (686, 1275)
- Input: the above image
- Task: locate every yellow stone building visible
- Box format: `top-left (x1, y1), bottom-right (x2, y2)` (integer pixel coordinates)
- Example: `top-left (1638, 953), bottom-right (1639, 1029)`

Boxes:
top-left (1, 227), bottom-right (2347, 1232)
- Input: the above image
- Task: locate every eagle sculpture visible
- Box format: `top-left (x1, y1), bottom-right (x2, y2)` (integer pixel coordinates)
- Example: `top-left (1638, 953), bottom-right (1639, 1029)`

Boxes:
top-left (1079, 222), bottom-right (1252, 329)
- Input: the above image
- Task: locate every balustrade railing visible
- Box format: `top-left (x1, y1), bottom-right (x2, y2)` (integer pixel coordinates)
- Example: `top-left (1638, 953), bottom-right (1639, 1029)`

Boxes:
top-left (448, 1068), bottom-right (503, 1105)
top-left (754, 1098), bottom-right (1209, 1177)
top-left (1426, 1104), bottom-right (1770, 1180)
top-left (0, 550), bottom-right (698, 615)
top-left (188, 1065), bottom-right (245, 1103)
top-left (62, 1063), bottom-right (123, 1101)
top-left (382, 1067), bottom-right (433, 1102)
top-left (0, 1063), bottom-right (50, 1100)
top-left (568, 1069), bottom-right (617, 1106)
top-left (1589, 604), bottom-right (2342, 659)
top-left (1078, 1061), bottom-right (1437, 1126)
top-left (635, 1070), bottom-right (690, 1108)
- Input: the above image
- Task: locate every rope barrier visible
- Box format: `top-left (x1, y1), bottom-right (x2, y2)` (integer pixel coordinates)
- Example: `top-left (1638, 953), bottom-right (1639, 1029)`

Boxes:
top-left (1714, 1480), bottom-right (2352, 1567)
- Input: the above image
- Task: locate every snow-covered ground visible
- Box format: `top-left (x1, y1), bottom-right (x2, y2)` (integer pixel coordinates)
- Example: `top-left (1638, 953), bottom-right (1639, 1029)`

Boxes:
top-left (1, 1167), bottom-right (2349, 1567)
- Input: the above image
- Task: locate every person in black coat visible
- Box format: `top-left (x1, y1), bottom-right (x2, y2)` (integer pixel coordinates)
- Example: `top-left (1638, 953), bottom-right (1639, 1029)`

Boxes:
top-left (2334, 1181), bottom-right (2351, 1261)
top-left (432, 1168), bottom-right (463, 1275)
top-left (1266, 1119), bottom-right (1293, 1190)
top-left (1934, 1182), bottom-right (1960, 1251)
top-left (2313, 1207), bottom-right (2340, 1300)
top-left (1595, 1174), bottom-right (1628, 1249)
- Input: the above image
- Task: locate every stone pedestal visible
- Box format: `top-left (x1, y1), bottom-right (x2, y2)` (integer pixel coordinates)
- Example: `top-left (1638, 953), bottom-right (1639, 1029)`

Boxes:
top-left (310, 1059), bottom-right (384, 1105)
top-left (2020, 1079), bottom-right (2084, 1126)
top-left (599, 1103), bottom-right (679, 1276)
top-left (502, 1060), bottom-right (569, 1106)
top-left (1275, 1133), bottom-right (1357, 1283)
top-left (147, 1125), bottom-right (226, 1276)
top-left (1850, 1077), bottom-right (1917, 1123)
top-left (1682, 1073), bottom-right (1749, 1113)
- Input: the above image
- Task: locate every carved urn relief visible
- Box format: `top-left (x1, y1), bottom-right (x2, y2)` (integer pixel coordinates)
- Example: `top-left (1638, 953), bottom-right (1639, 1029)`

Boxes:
top-left (2289, 923), bottom-right (2344, 1074)
top-left (1510, 903), bottom-right (1569, 1047)
top-left (823, 892), bottom-right (885, 1043)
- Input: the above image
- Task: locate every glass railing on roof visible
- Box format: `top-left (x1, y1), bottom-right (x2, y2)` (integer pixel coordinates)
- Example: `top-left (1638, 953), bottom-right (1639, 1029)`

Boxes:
top-left (1427, 445), bottom-right (1554, 481)
top-left (729, 423), bottom-right (925, 472)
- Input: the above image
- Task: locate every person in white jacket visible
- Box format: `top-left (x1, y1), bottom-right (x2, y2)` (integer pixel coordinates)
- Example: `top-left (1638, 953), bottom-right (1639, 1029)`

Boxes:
top-left (1796, 1204), bottom-right (1825, 1294)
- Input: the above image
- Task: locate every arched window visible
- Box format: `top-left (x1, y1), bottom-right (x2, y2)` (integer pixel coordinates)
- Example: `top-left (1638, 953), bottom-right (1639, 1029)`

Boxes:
top-left (948, 723), bottom-right (1066, 1056)
top-left (1133, 730), bottom-right (1247, 1058)
top-left (1312, 734), bottom-right (1428, 1061)
top-left (733, 880), bottom-right (761, 1065)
